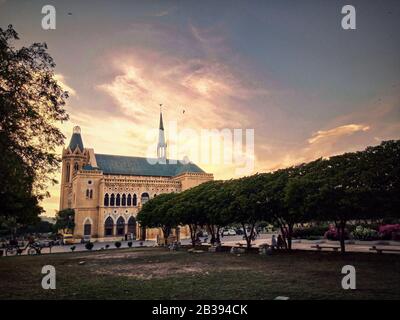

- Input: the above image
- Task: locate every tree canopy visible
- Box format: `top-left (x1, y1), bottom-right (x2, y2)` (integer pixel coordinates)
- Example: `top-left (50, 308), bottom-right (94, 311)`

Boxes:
top-left (137, 140), bottom-right (400, 252)
top-left (0, 25), bottom-right (68, 227)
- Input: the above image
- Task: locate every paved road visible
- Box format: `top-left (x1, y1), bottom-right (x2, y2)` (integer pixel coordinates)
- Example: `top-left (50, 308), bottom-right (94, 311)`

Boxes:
top-left (218, 233), bottom-right (400, 253)
top-left (2, 233), bottom-right (400, 256)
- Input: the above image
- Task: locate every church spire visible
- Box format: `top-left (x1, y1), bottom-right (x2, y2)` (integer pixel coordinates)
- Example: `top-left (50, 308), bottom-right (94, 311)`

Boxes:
top-left (157, 105), bottom-right (167, 161)
top-left (159, 111), bottom-right (164, 130)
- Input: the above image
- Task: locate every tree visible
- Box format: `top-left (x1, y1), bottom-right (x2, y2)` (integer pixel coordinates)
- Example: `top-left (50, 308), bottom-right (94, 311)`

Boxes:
top-left (229, 175), bottom-right (265, 249)
top-left (295, 142), bottom-right (400, 253)
top-left (259, 170), bottom-right (292, 249)
top-left (204, 180), bottom-right (233, 244)
top-left (54, 209), bottom-right (75, 234)
top-left (137, 193), bottom-right (178, 241)
top-left (0, 25), bottom-right (69, 224)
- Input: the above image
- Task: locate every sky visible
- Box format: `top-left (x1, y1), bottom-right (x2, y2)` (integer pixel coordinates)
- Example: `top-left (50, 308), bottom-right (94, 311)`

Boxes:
top-left (1, 0), bottom-right (399, 216)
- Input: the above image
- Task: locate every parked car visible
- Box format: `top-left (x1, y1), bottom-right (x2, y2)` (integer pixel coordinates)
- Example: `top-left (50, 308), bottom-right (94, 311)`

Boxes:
top-left (37, 239), bottom-right (54, 247)
top-left (235, 229), bottom-right (244, 235)
top-left (223, 229), bottom-right (237, 236)
top-left (61, 234), bottom-right (75, 245)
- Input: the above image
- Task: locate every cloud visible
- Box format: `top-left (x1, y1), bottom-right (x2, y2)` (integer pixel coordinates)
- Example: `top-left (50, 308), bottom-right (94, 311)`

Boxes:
top-left (55, 74), bottom-right (77, 97)
top-left (308, 124), bottom-right (370, 144)
top-left (150, 7), bottom-right (176, 17)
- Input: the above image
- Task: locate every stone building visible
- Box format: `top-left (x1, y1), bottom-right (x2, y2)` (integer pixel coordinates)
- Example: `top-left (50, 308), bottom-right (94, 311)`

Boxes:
top-left (59, 112), bottom-right (213, 241)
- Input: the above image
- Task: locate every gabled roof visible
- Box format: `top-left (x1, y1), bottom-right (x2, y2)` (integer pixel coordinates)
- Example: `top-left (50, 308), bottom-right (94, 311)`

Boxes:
top-left (90, 154), bottom-right (205, 177)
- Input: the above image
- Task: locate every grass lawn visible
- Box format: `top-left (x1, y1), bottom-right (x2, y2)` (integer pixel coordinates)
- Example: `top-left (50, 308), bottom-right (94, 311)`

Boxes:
top-left (0, 247), bottom-right (399, 299)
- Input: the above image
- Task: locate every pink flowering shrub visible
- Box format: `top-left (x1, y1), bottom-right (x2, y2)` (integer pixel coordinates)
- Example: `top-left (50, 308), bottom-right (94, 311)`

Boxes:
top-left (324, 224), bottom-right (349, 240)
top-left (378, 224), bottom-right (400, 240)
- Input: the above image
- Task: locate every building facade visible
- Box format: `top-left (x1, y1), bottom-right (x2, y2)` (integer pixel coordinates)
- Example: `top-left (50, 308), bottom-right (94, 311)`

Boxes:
top-left (59, 112), bottom-right (213, 241)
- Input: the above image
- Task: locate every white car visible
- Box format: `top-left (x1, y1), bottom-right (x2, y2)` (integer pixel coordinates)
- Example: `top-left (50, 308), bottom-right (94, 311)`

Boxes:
top-left (223, 229), bottom-right (237, 236)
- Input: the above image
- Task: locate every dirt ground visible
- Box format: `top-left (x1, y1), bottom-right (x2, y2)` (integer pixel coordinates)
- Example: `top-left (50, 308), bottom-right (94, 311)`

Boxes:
top-left (1, 247), bottom-right (399, 299)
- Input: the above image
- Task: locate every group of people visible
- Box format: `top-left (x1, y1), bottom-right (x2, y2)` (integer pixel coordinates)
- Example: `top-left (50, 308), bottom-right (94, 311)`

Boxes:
top-left (271, 234), bottom-right (286, 250)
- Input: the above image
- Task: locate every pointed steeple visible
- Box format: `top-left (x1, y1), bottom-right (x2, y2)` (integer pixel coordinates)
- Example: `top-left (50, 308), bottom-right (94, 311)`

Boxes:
top-left (157, 106), bottom-right (167, 161)
top-left (159, 112), bottom-right (164, 131)
top-left (68, 126), bottom-right (84, 152)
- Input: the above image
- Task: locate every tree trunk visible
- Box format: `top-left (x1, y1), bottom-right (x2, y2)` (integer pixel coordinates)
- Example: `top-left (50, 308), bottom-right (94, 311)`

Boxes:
top-left (279, 225), bottom-right (288, 249)
top-left (189, 224), bottom-right (197, 247)
top-left (216, 227), bottom-right (221, 243)
top-left (339, 220), bottom-right (346, 253)
top-left (207, 224), bottom-right (216, 244)
top-left (140, 226), bottom-right (146, 241)
top-left (242, 223), bottom-right (255, 250)
top-left (287, 223), bottom-right (293, 250)
top-left (162, 227), bottom-right (171, 243)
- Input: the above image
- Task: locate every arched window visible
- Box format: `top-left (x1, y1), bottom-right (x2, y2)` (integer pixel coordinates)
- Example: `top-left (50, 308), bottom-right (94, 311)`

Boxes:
top-left (66, 163), bottom-right (70, 182)
top-left (116, 194), bottom-right (121, 206)
top-left (141, 192), bottom-right (150, 205)
top-left (89, 190), bottom-right (93, 199)
top-left (127, 216), bottom-right (136, 238)
top-left (122, 194), bottom-right (126, 206)
top-left (86, 189), bottom-right (90, 198)
top-left (154, 194), bottom-right (157, 198)
top-left (104, 217), bottom-right (114, 237)
top-left (110, 194), bottom-right (115, 206)
top-left (84, 219), bottom-right (92, 236)
top-left (104, 193), bottom-right (109, 206)
top-left (132, 194), bottom-right (137, 206)
top-left (127, 194), bottom-right (132, 206)
top-left (74, 162), bottom-right (79, 171)
top-left (116, 216), bottom-right (125, 236)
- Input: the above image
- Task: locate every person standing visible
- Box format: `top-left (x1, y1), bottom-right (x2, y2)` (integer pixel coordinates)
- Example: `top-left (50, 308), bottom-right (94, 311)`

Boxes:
top-left (277, 234), bottom-right (284, 250)
top-left (271, 234), bottom-right (277, 249)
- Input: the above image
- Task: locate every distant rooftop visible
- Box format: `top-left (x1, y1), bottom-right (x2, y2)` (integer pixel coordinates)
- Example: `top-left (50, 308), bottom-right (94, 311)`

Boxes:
top-left (82, 154), bottom-right (205, 177)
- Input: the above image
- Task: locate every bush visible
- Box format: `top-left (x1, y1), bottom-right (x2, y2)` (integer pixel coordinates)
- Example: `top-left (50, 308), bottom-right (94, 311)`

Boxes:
top-left (115, 241), bottom-right (121, 248)
top-left (85, 242), bottom-right (94, 250)
top-left (324, 225), bottom-right (349, 241)
top-left (70, 245), bottom-right (76, 252)
top-left (351, 226), bottom-right (379, 241)
top-left (379, 224), bottom-right (400, 240)
top-left (105, 244), bottom-right (110, 249)
top-left (127, 241), bottom-right (133, 247)
top-left (292, 225), bottom-right (328, 239)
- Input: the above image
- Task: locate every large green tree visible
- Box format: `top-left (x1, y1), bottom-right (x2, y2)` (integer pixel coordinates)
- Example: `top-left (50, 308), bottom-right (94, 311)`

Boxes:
top-left (291, 141), bottom-right (400, 253)
top-left (229, 175), bottom-right (265, 249)
top-left (54, 208), bottom-right (75, 234)
top-left (203, 180), bottom-right (233, 244)
top-left (0, 25), bottom-right (68, 226)
top-left (173, 185), bottom-right (209, 247)
top-left (137, 193), bottom-right (179, 240)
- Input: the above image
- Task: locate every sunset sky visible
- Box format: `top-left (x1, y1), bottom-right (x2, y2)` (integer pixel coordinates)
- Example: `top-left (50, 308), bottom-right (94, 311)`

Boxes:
top-left (1, 0), bottom-right (399, 216)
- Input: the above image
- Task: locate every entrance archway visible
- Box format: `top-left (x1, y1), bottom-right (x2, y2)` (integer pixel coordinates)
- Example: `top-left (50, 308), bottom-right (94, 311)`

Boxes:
top-left (116, 216), bottom-right (125, 236)
top-left (127, 216), bottom-right (136, 239)
top-left (104, 216), bottom-right (114, 237)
